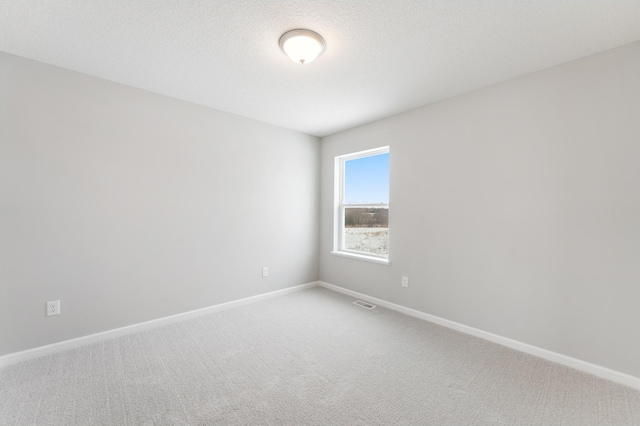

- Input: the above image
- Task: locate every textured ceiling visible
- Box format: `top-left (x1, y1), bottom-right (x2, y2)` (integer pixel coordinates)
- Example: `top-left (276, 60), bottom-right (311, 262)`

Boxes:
top-left (1, 1), bottom-right (639, 137)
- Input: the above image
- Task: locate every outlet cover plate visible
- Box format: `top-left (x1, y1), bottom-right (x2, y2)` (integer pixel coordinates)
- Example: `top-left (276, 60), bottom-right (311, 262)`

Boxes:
top-left (47, 300), bottom-right (60, 316)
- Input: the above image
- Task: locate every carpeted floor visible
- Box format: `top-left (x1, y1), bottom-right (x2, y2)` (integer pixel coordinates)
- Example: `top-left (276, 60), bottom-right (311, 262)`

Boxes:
top-left (1, 287), bottom-right (638, 425)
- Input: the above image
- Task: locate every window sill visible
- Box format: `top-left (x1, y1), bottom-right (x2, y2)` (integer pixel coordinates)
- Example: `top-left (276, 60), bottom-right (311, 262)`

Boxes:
top-left (330, 251), bottom-right (391, 266)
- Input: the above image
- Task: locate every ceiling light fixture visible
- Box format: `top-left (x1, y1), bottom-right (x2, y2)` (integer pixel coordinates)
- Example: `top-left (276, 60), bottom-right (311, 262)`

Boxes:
top-left (279, 29), bottom-right (325, 65)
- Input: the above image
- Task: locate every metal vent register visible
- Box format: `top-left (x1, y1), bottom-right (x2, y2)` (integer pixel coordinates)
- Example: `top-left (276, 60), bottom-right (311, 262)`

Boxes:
top-left (353, 300), bottom-right (376, 309)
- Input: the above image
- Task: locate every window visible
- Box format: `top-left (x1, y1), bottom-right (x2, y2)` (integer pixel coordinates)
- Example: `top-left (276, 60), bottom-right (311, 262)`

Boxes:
top-left (332, 147), bottom-right (390, 265)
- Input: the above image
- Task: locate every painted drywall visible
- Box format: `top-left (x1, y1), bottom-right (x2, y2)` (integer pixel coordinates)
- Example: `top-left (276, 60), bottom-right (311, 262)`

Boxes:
top-left (0, 53), bottom-right (320, 356)
top-left (319, 42), bottom-right (640, 377)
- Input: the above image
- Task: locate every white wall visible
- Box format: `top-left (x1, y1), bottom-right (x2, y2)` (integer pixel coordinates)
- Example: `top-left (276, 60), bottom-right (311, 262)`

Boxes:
top-left (0, 53), bottom-right (320, 356)
top-left (320, 42), bottom-right (640, 377)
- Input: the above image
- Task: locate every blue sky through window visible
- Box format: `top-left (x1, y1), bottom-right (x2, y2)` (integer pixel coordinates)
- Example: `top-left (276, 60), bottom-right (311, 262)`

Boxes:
top-left (345, 153), bottom-right (389, 204)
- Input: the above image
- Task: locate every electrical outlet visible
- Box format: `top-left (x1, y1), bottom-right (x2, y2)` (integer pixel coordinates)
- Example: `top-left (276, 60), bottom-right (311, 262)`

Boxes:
top-left (262, 267), bottom-right (269, 277)
top-left (401, 276), bottom-right (409, 287)
top-left (47, 300), bottom-right (60, 316)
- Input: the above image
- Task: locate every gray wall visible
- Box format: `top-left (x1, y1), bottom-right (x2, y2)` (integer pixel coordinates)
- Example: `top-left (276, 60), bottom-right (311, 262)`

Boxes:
top-left (0, 53), bottom-right (320, 356)
top-left (320, 42), bottom-right (640, 377)
top-left (2, 41), bottom-right (638, 379)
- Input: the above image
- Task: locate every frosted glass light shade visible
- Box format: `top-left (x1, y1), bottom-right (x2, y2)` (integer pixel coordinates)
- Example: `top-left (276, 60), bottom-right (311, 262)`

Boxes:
top-left (279, 29), bottom-right (325, 65)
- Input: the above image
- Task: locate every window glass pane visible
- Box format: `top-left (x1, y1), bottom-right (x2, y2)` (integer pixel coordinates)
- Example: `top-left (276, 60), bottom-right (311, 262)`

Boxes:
top-left (344, 153), bottom-right (389, 204)
top-left (344, 207), bottom-right (389, 255)
top-left (336, 148), bottom-right (390, 260)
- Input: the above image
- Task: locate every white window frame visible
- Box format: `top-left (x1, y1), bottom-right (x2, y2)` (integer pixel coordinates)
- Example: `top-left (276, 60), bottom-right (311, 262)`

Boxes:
top-left (331, 146), bottom-right (390, 265)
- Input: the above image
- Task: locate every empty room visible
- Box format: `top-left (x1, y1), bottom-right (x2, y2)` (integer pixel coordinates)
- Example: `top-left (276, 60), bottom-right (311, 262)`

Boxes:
top-left (1, 1), bottom-right (639, 425)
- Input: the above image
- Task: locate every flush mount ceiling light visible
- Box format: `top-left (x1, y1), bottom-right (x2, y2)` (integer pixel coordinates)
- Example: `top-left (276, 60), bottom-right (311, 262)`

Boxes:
top-left (279, 29), bottom-right (325, 65)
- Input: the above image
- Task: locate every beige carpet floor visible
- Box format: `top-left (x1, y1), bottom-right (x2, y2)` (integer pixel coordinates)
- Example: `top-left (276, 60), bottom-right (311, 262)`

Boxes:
top-left (1, 287), bottom-right (638, 425)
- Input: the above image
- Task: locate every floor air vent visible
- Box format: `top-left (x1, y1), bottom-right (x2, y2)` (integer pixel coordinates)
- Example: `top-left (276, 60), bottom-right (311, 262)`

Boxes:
top-left (353, 300), bottom-right (376, 309)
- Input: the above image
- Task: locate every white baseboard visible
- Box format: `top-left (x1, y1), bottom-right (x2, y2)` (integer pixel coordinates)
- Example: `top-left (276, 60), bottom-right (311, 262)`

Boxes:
top-left (5, 280), bottom-right (638, 391)
top-left (0, 281), bottom-right (318, 369)
top-left (318, 281), bottom-right (640, 390)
